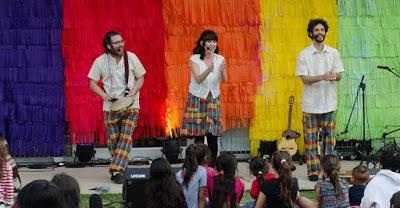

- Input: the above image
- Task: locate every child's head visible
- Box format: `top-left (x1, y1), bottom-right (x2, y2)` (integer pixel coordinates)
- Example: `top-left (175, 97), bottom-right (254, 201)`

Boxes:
top-left (182, 143), bottom-right (206, 186)
top-left (0, 138), bottom-right (9, 181)
top-left (271, 151), bottom-right (293, 207)
top-left (195, 143), bottom-right (211, 166)
top-left (249, 157), bottom-right (269, 176)
top-left (150, 158), bottom-right (174, 179)
top-left (0, 138), bottom-right (9, 162)
top-left (215, 153), bottom-right (237, 176)
top-left (211, 153), bottom-right (238, 208)
top-left (379, 150), bottom-right (400, 172)
top-left (271, 151), bottom-right (292, 174)
top-left (17, 180), bottom-right (63, 208)
top-left (321, 154), bottom-right (343, 198)
top-left (321, 154), bottom-right (340, 176)
top-left (352, 164), bottom-right (369, 185)
top-left (146, 158), bottom-right (187, 208)
top-left (391, 191), bottom-right (400, 208)
top-left (51, 173), bottom-right (80, 208)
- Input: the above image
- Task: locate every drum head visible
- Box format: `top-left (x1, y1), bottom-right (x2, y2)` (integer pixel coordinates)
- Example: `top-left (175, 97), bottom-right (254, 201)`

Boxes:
top-left (110, 96), bottom-right (133, 111)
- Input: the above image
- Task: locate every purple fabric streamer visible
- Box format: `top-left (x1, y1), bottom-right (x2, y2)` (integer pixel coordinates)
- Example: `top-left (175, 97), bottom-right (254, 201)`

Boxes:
top-left (0, 0), bottom-right (64, 156)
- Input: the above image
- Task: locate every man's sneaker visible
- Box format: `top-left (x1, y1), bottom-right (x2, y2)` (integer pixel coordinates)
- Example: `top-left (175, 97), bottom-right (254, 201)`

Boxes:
top-left (308, 174), bottom-right (319, 182)
top-left (111, 172), bottom-right (124, 184)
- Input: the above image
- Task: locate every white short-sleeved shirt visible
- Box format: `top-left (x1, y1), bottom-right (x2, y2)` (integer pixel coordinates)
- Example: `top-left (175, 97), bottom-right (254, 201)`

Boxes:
top-left (189, 54), bottom-right (225, 99)
top-left (88, 52), bottom-right (146, 111)
top-left (176, 165), bottom-right (207, 208)
top-left (295, 44), bottom-right (344, 114)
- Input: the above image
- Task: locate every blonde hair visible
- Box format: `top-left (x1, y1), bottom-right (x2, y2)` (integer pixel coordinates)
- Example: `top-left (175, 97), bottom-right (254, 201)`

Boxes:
top-left (0, 138), bottom-right (9, 180)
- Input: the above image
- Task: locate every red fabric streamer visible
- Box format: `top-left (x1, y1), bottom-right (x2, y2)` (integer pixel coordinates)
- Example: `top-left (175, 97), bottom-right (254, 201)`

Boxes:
top-left (62, 0), bottom-right (167, 143)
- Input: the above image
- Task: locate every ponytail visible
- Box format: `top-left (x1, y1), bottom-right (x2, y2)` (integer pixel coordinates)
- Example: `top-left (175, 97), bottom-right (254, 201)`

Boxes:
top-left (321, 154), bottom-right (343, 199)
top-left (272, 151), bottom-right (294, 208)
top-left (330, 169), bottom-right (342, 198)
top-left (182, 144), bottom-right (198, 187)
top-left (210, 153), bottom-right (238, 208)
top-left (278, 159), bottom-right (293, 208)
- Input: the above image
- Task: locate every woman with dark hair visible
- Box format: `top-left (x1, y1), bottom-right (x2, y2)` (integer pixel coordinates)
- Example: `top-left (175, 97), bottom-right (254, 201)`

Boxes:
top-left (176, 144), bottom-right (207, 208)
top-left (13, 180), bottom-right (63, 208)
top-left (145, 158), bottom-right (187, 208)
top-left (51, 173), bottom-right (80, 208)
top-left (180, 29), bottom-right (228, 165)
top-left (209, 153), bottom-right (244, 208)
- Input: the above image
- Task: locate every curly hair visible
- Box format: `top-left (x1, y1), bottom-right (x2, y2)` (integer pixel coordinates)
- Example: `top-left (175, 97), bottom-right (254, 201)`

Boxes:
top-left (307, 19), bottom-right (329, 40)
top-left (102, 31), bottom-right (120, 53)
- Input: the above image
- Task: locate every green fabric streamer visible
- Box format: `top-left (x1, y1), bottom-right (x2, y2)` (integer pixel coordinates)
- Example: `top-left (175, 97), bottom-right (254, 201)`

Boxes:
top-left (337, 0), bottom-right (400, 151)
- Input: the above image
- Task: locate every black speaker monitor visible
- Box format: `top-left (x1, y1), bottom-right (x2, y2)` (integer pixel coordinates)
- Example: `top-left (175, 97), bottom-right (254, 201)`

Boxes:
top-left (123, 167), bottom-right (180, 208)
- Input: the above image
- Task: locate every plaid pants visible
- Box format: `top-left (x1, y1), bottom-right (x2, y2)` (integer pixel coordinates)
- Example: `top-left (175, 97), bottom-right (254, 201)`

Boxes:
top-left (180, 93), bottom-right (223, 137)
top-left (302, 111), bottom-right (336, 176)
top-left (104, 108), bottom-right (139, 173)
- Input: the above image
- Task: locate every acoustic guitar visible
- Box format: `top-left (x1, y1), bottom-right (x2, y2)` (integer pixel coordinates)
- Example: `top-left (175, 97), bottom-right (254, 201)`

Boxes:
top-left (278, 96), bottom-right (301, 156)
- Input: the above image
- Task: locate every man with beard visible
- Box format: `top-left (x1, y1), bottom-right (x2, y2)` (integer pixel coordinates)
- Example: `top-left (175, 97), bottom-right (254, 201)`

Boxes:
top-left (295, 19), bottom-right (344, 181)
top-left (88, 31), bottom-right (146, 184)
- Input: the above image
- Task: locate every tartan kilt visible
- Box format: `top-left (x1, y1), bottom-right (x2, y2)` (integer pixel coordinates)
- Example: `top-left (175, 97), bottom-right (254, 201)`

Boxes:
top-left (181, 93), bottom-right (223, 137)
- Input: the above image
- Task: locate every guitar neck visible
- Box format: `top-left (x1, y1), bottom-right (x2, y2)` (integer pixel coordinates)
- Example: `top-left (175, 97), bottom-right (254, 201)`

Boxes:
top-left (287, 105), bottom-right (293, 130)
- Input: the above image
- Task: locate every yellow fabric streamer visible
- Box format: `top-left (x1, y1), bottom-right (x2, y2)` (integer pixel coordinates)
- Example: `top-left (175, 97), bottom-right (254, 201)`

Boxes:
top-left (250, 0), bottom-right (338, 155)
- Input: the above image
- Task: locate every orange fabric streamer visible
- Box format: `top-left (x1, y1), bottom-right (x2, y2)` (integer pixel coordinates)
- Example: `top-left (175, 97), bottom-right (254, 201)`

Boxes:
top-left (163, 0), bottom-right (262, 132)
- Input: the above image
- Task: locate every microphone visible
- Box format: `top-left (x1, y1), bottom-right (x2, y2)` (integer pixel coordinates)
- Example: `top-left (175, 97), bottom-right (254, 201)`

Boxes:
top-left (206, 46), bottom-right (210, 50)
top-left (377, 65), bottom-right (391, 70)
top-left (89, 194), bottom-right (103, 208)
top-left (89, 186), bottom-right (110, 193)
top-left (336, 130), bottom-right (348, 137)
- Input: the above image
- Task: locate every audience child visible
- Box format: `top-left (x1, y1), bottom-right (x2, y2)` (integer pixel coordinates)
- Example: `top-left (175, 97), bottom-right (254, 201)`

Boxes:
top-left (145, 158), bottom-right (187, 208)
top-left (209, 153), bottom-right (244, 208)
top-left (249, 156), bottom-right (276, 199)
top-left (51, 173), bottom-right (80, 208)
top-left (13, 180), bottom-right (63, 208)
top-left (255, 151), bottom-right (302, 208)
top-left (196, 143), bottom-right (217, 206)
top-left (316, 154), bottom-right (349, 208)
top-left (391, 191), bottom-right (400, 208)
top-left (0, 138), bottom-right (13, 207)
top-left (361, 150), bottom-right (400, 208)
top-left (349, 164), bottom-right (369, 206)
top-left (176, 144), bottom-right (207, 208)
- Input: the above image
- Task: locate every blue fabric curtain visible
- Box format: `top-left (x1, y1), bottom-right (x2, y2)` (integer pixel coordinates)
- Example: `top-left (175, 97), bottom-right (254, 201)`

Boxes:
top-left (0, 0), bottom-right (64, 156)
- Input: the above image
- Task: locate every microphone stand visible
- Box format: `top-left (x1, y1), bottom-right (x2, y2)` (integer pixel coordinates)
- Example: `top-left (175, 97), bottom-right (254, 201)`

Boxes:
top-left (339, 75), bottom-right (373, 165)
top-left (381, 128), bottom-right (400, 151)
top-left (379, 66), bottom-right (400, 151)
top-left (339, 75), bottom-right (365, 139)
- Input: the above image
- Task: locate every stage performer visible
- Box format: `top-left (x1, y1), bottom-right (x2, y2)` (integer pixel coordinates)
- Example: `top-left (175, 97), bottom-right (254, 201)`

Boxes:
top-left (295, 19), bottom-right (344, 181)
top-left (180, 30), bottom-right (227, 165)
top-left (88, 31), bottom-right (146, 184)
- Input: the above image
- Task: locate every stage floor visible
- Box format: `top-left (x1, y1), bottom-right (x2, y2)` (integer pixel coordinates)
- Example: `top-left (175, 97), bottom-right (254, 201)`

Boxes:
top-left (17, 160), bottom-right (367, 194)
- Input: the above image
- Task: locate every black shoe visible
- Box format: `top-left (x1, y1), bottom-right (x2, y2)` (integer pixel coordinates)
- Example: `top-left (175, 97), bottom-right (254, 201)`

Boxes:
top-left (111, 172), bottom-right (124, 184)
top-left (308, 174), bottom-right (319, 182)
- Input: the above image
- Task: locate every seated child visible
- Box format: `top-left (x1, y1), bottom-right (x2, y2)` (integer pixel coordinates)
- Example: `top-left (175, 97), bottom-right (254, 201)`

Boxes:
top-left (349, 164), bottom-right (369, 206)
